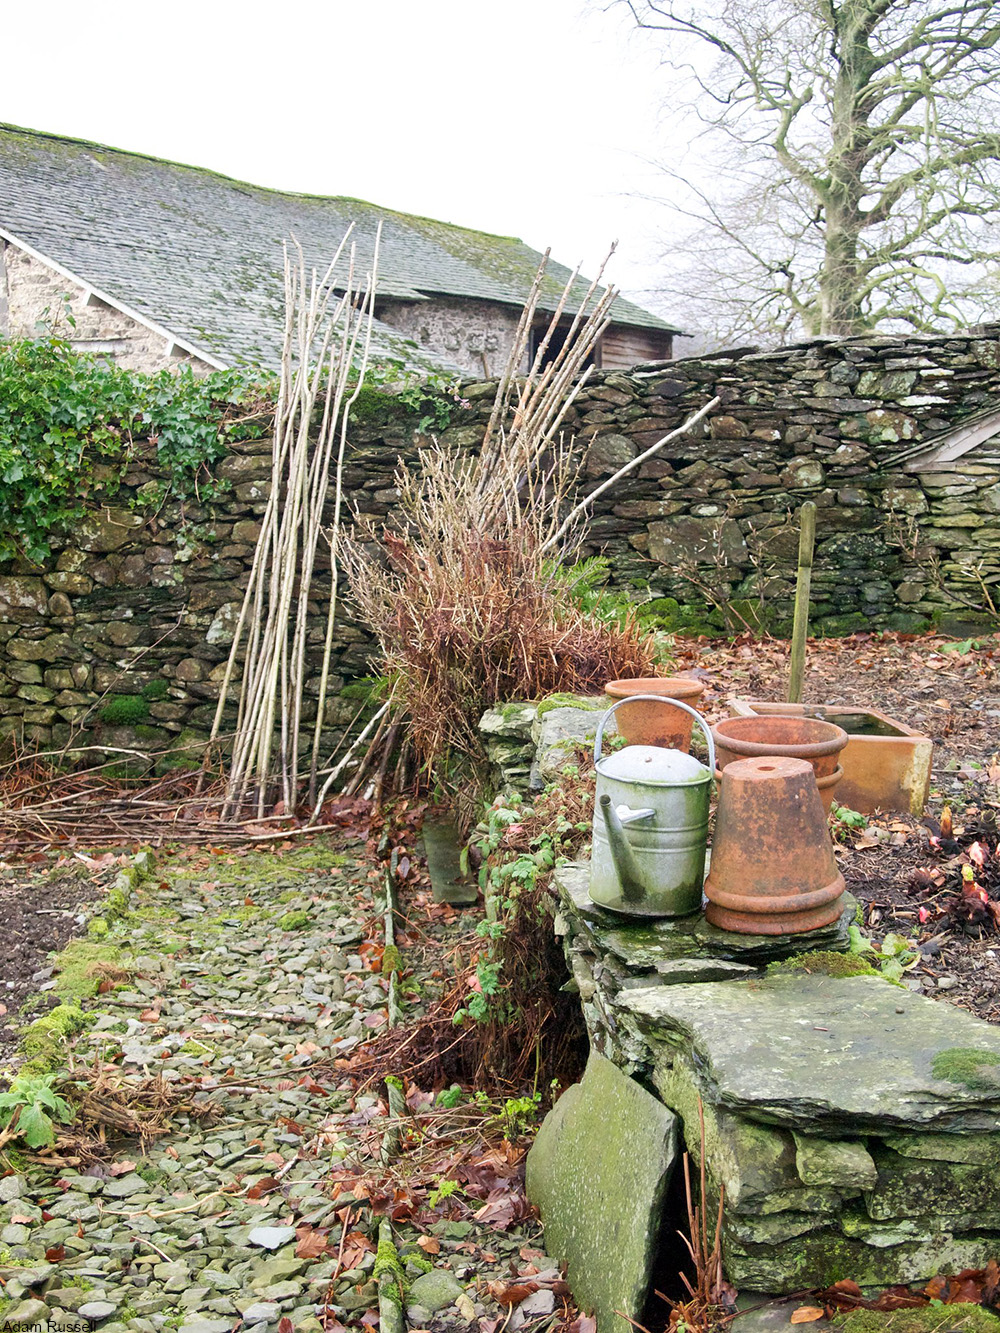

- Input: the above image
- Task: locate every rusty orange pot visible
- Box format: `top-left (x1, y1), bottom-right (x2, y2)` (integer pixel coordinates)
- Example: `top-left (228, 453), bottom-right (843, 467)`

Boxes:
top-left (604, 677), bottom-right (706, 752)
top-left (704, 755), bottom-right (845, 935)
top-left (712, 715), bottom-right (848, 780)
top-left (712, 762), bottom-right (844, 813)
top-left (726, 700), bottom-right (932, 816)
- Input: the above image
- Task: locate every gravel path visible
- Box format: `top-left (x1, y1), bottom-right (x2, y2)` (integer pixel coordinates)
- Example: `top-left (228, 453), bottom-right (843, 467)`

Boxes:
top-left (0, 841), bottom-right (558, 1333)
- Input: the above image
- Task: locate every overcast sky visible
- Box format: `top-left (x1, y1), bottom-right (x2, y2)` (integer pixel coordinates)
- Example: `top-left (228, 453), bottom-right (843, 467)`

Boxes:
top-left (4, 0), bottom-right (681, 322)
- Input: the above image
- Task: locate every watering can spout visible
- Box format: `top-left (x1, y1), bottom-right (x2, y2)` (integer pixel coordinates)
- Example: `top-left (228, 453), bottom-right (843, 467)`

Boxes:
top-left (598, 794), bottom-right (651, 904)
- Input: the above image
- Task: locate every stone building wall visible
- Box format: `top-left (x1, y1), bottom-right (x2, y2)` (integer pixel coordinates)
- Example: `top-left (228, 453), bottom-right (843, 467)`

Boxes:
top-left (1, 327), bottom-right (999, 754)
top-left (375, 295), bottom-right (523, 379)
top-left (0, 243), bottom-right (213, 373)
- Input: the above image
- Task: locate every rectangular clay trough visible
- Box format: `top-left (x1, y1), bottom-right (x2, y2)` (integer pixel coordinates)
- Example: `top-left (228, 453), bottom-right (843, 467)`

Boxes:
top-left (726, 699), bottom-right (933, 816)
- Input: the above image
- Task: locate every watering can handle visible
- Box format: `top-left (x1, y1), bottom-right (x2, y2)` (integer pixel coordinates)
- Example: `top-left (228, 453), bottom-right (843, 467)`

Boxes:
top-left (594, 694), bottom-right (715, 774)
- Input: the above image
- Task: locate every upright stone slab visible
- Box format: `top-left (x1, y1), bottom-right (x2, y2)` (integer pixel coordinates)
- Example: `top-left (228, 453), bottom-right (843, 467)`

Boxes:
top-left (422, 817), bottom-right (478, 905)
top-left (526, 1052), bottom-right (679, 1333)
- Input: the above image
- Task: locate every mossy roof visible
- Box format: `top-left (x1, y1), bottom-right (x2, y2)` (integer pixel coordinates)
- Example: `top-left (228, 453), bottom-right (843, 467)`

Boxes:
top-left (0, 123), bottom-right (678, 373)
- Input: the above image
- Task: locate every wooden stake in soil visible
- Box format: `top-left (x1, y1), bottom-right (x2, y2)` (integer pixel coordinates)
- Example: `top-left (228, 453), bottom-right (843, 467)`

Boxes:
top-left (788, 501), bottom-right (817, 704)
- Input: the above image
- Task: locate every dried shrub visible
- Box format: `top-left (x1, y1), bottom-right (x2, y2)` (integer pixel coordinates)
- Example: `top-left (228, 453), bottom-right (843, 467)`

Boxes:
top-left (342, 252), bottom-right (658, 807)
top-left (346, 514), bottom-right (654, 793)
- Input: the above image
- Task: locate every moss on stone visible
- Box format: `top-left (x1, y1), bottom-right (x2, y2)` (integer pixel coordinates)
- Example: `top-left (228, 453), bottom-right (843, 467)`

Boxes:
top-left (833, 1307), bottom-right (1000, 1333)
top-left (382, 944), bottom-right (402, 975)
top-left (277, 908), bottom-right (310, 931)
top-left (21, 1004), bottom-right (87, 1072)
top-left (180, 1039), bottom-right (214, 1057)
top-left (535, 693), bottom-right (603, 720)
top-left (930, 1046), bottom-right (1000, 1091)
top-left (52, 940), bottom-right (127, 1002)
top-left (767, 951), bottom-right (876, 980)
top-left (373, 1232), bottom-right (408, 1304)
top-left (99, 694), bottom-right (150, 726)
top-left (340, 676), bottom-right (384, 701)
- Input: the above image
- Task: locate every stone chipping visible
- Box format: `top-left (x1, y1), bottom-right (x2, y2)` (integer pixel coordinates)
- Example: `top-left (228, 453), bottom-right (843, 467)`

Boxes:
top-left (0, 844), bottom-right (552, 1333)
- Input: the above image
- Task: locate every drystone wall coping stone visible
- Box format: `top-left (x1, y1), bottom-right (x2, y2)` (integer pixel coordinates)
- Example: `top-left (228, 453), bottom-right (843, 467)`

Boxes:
top-left (619, 973), bottom-right (1000, 1133)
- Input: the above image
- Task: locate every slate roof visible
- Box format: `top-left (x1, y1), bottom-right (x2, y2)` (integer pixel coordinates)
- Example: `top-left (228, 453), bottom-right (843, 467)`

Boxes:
top-left (0, 124), bottom-right (678, 374)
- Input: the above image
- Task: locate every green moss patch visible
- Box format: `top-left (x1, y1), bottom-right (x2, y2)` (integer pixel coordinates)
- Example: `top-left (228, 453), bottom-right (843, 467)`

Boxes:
top-left (99, 694), bottom-right (150, 727)
top-left (930, 1047), bottom-right (1000, 1091)
top-left (767, 951), bottom-right (877, 980)
top-left (52, 940), bottom-right (129, 1002)
top-left (277, 909), bottom-right (310, 931)
top-left (833, 1306), bottom-right (1000, 1333)
top-left (21, 1004), bottom-right (87, 1074)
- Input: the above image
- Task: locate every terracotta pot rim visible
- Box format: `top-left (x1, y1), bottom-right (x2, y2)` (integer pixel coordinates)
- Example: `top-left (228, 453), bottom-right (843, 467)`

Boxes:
top-left (605, 677), bottom-right (705, 700)
top-left (705, 898), bottom-right (845, 934)
top-left (704, 871), bottom-right (846, 915)
top-left (712, 715), bottom-right (848, 760)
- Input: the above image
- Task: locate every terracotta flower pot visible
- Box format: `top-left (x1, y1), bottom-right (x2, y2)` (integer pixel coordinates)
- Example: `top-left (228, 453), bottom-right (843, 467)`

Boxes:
top-left (704, 755), bottom-right (846, 935)
top-left (726, 700), bottom-right (932, 816)
top-left (713, 762), bottom-right (844, 813)
top-left (712, 715), bottom-right (848, 779)
top-left (604, 677), bottom-right (706, 752)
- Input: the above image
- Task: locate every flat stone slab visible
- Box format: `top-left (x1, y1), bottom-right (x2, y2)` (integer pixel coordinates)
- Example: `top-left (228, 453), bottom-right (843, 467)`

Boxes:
top-left (619, 973), bottom-right (1000, 1133)
top-left (557, 863), bottom-right (854, 967)
top-left (422, 817), bottom-right (479, 905)
top-left (526, 1052), bottom-right (678, 1333)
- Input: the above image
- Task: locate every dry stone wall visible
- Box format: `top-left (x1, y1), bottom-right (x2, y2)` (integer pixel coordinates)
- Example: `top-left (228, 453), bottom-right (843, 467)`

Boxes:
top-left (1, 328), bottom-right (999, 756)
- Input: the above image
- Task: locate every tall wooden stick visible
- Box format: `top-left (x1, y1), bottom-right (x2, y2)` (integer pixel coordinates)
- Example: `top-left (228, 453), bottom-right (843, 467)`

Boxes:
top-left (788, 500), bottom-right (817, 704)
top-left (214, 228), bottom-right (380, 819)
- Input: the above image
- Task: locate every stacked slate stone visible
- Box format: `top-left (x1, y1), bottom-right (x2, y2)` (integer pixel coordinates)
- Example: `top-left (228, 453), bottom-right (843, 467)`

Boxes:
top-left (4, 329), bottom-right (1000, 756)
top-left (554, 863), bottom-right (1000, 1294)
top-left (479, 697), bottom-right (605, 797)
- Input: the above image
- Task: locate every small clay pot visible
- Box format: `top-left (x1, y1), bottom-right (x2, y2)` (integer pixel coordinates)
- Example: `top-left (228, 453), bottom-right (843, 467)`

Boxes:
top-left (704, 755), bottom-right (846, 935)
top-left (713, 762), bottom-right (844, 813)
top-left (605, 677), bottom-right (706, 752)
top-left (712, 715), bottom-right (848, 779)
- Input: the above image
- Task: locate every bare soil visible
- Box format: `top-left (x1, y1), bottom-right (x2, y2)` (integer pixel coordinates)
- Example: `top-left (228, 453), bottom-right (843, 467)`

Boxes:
top-left (0, 860), bottom-right (96, 1059)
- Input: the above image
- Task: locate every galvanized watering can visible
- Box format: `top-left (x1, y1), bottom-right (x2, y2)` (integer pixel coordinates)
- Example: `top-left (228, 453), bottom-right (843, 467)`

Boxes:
top-left (590, 695), bottom-right (715, 918)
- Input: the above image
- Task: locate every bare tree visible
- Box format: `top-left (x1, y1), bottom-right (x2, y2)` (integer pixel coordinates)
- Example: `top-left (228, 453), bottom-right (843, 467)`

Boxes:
top-left (617, 0), bottom-right (1000, 342)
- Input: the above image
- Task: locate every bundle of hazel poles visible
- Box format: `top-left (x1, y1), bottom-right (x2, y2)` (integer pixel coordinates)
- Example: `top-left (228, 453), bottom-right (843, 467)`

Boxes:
top-left (209, 228), bottom-right (380, 819)
top-left (340, 247), bottom-right (719, 815)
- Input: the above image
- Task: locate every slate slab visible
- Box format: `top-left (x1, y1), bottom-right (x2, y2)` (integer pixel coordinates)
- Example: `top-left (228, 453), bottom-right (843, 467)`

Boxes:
top-left (620, 973), bottom-right (1000, 1132)
top-left (526, 1051), bottom-right (678, 1333)
top-left (422, 817), bottom-right (478, 906)
top-left (557, 863), bottom-right (855, 967)
top-left (530, 699), bottom-right (603, 786)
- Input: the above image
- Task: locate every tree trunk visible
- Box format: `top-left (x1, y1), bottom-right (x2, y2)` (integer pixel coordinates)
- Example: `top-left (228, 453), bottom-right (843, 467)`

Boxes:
top-left (820, 202), bottom-right (864, 336)
top-left (820, 1), bottom-right (874, 338)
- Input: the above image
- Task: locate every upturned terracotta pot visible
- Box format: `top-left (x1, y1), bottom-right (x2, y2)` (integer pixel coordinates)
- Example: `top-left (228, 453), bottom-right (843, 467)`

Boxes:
top-left (712, 762), bottom-right (844, 814)
top-left (704, 755), bottom-right (846, 935)
top-left (604, 677), bottom-right (706, 752)
top-left (712, 714), bottom-right (848, 805)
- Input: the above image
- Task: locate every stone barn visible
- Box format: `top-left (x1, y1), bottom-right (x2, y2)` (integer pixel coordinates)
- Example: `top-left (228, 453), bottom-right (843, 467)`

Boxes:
top-left (0, 123), bottom-right (679, 378)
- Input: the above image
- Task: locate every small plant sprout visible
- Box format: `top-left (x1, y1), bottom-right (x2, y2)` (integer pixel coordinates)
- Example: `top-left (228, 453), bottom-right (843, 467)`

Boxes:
top-left (0, 1073), bottom-right (75, 1148)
